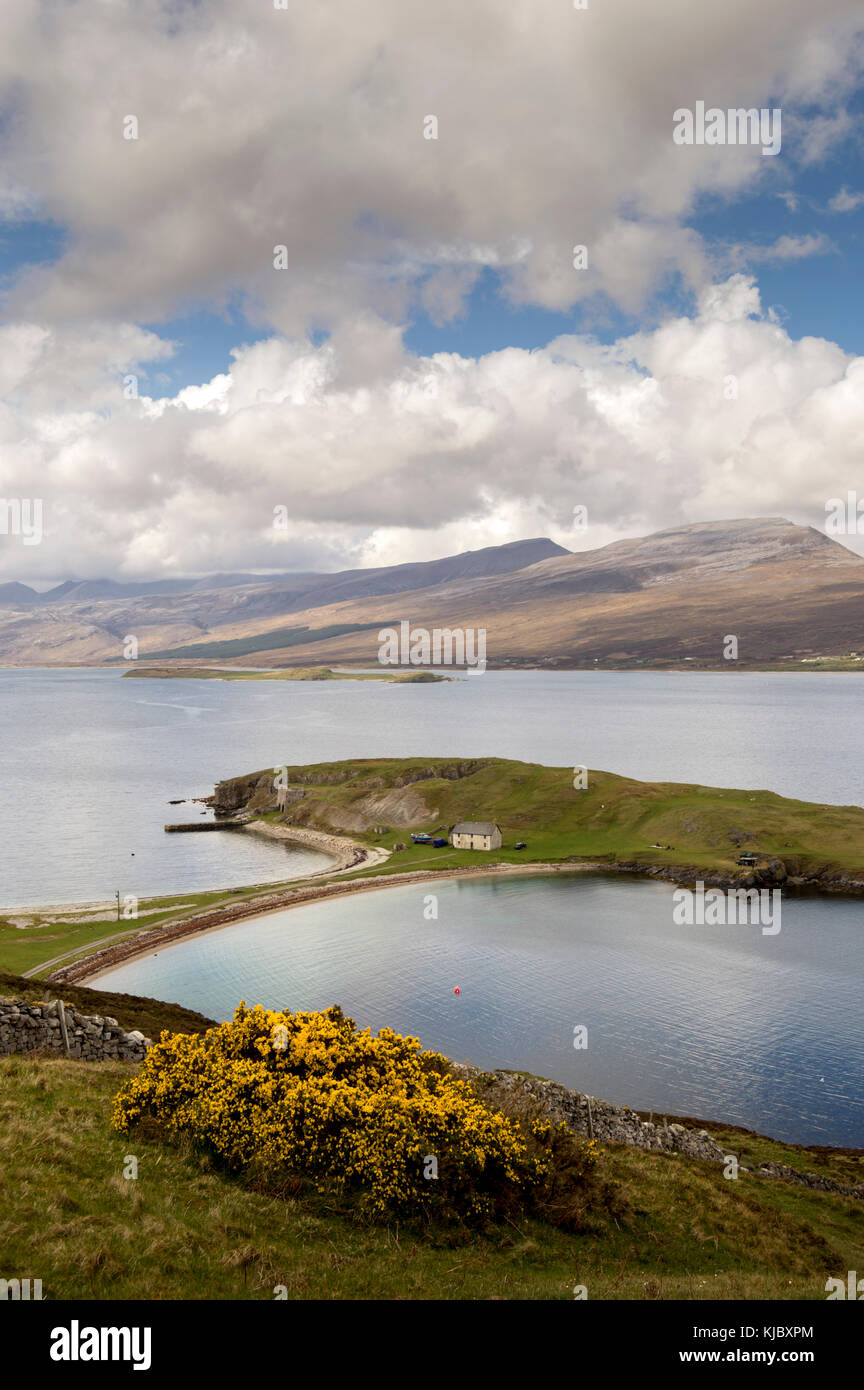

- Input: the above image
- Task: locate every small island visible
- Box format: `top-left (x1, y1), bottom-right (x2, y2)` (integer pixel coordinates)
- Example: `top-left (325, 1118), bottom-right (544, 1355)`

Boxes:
top-left (122, 665), bottom-right (450, 683)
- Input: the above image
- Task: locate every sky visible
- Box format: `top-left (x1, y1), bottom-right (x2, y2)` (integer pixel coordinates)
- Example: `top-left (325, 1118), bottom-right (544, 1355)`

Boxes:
top-left (0, 0), bottom-right (863, 583)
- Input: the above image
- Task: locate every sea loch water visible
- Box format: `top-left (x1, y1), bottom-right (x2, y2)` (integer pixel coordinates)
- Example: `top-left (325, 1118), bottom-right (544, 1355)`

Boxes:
top-left (93, 871), bottom-right (864, 1147)
top-left (3, 665), bottom-right (863, 905)
top-left (6, 665), bottom-right (864, 1144)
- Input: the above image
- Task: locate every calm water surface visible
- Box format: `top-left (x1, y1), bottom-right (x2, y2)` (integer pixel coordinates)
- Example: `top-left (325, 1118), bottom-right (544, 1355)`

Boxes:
top-left (94, 872), bottom-right (864, 1146)
top-left (7, 665), bottom-right (864, 1143)
top-left (3, 666), bottom-right (863, 906)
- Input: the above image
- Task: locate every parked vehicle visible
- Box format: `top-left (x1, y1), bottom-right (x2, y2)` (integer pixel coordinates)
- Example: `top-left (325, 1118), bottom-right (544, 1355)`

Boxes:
top-left (514, 841), bottom-right (527, 850)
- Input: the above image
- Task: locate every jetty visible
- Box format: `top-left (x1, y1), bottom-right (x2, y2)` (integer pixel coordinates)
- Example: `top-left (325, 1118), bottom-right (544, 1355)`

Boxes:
top-left (164, 820), bottom-right (246, 833)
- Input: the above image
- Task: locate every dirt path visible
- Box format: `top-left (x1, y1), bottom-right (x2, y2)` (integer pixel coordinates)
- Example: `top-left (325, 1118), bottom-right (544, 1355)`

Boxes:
top-left (21, 925), bottom-right (158, 978)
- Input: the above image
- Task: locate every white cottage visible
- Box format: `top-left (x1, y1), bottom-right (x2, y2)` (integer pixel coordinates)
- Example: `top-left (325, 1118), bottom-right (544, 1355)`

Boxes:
top-left (450, 821), bottom-right (502, 851)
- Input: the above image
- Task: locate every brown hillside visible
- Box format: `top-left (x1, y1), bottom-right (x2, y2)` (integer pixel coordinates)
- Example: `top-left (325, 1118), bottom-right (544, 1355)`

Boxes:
top-left (3, 518), bottom-right (862, 666)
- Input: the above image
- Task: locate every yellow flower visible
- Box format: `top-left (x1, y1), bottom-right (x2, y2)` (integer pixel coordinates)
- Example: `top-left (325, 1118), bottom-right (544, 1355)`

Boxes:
top-left (113, 1002), bottom-right (598, 1223)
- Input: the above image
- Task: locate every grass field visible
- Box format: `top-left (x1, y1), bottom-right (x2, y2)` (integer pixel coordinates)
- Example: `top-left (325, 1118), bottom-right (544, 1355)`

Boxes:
top-left (0, 881), bottom-right (303, 979)
top-left (223, 755), bottom-right (864, 881)
top-left (0, 1053), bottom-right (860, 1301)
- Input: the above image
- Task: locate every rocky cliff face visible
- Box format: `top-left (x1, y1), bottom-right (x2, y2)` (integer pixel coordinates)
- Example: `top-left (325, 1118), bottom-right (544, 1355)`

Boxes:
top-left (211, 771), bottom-right (276, 815)
top-left (210, 759), bottom-right (492, 829)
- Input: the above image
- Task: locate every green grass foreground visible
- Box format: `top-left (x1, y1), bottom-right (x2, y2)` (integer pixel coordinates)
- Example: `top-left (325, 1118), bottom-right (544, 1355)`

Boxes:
top-left (0, 1053), bottom-right (860, 1301)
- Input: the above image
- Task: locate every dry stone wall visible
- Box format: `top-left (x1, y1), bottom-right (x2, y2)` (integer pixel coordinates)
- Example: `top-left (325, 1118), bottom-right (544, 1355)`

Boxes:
top-left (0, 998), bottom-right (151, 1062)
top-left (454, 1065), bottom-right (864, 1199)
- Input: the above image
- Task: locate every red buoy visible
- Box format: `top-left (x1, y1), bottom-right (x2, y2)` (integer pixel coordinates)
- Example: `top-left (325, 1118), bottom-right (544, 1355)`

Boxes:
top-left (454, 986), bottom-right (460, 995)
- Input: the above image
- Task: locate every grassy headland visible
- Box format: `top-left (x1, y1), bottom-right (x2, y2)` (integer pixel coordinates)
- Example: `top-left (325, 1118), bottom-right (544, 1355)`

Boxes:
top-left (0, 1051), bottom-right (860, 1300)
top-left (7, 755), bottom-right (864, 983)
top-left (214, 755), bottom-right (864, 887)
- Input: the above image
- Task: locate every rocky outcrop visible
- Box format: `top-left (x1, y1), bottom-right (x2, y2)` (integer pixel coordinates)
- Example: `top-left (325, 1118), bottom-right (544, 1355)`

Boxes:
top-left (752, 1159), bottom-right (864, 1198)
top-left (210, 771), bottom-right (276, 815)
top-left (0, 998), bottom-right (151, 1062)
top-left (454, 1066), bottom-right (864, 1199)
top-left (455, 1065), bottom-right (728, 1161)
top-left (612, 859), bottom-right (864, 896)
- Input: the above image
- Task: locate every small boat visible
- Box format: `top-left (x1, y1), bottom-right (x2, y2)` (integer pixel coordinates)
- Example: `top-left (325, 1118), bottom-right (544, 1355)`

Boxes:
top-left (411, 832), bottom-right (433, 844)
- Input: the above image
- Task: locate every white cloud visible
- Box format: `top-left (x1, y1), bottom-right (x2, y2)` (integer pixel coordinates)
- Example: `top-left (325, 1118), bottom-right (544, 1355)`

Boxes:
top-left (1, 3), bottom-right (862, 583)
top-left (726, 232), bottom-right (832, 267)
top-left (0, 321), bottom-right (173, 411)
top-left (0, 0), bottom-right (861, 329)
top-left (2, 276), bottom-right (864, 581)
top-left (793, 108), bottom-right (855, 165)
top-left (829, 186), bottom-right (864, 212)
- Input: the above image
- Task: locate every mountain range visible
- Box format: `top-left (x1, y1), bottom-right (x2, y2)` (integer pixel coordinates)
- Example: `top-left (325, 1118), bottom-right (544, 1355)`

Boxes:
top-left (1, 520), bottom-right (862, 667)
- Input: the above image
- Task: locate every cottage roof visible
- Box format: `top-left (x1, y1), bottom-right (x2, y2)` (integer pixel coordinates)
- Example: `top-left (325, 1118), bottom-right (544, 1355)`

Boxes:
top-left (451, 821), bottom-right (500, 835)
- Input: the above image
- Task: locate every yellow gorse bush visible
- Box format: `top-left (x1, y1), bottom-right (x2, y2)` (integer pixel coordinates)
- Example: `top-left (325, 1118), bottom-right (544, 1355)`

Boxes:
top-left (112, 1004), bottom-right (588, 1221)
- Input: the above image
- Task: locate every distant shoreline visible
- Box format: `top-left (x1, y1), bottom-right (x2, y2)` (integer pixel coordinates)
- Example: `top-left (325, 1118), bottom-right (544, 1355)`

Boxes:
top-left (2, 660), bottom-right (864, 674)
